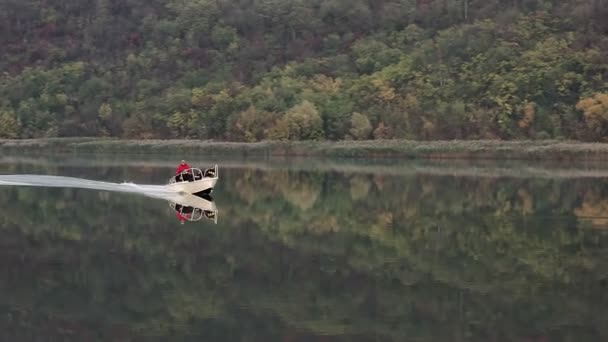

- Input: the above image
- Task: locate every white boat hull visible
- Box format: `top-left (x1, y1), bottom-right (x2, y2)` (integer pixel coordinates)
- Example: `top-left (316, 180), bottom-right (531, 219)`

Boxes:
top-left (167, 177), bottom-right (218, 194)
top-left (167, 165), bottom-right (219, 195)
top-left (170, 193), bottom-right (217, 212)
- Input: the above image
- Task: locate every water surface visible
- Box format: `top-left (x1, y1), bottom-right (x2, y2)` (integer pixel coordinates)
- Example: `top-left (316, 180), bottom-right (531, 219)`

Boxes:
top-left (1, 153), bottom-right (608, 341)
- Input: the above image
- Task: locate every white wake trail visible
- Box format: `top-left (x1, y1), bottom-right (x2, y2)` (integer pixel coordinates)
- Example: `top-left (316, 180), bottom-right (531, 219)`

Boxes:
top-left (0, 174), bottom-right (181, 202)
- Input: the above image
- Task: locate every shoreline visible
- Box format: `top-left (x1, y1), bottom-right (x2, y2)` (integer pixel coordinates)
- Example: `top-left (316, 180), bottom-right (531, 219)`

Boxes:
top-left (4, 153), bottom-right (608, 179)
top-left (2, 138), bottom-right (608, 161)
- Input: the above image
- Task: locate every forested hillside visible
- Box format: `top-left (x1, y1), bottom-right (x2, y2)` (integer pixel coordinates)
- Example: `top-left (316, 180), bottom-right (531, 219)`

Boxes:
top-left (0, 0), bottom-right (607, 141)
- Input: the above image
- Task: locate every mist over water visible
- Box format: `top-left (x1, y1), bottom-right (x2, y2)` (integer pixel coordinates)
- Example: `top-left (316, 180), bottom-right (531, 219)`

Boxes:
top-left (2, 153), bottom-right (608, 341)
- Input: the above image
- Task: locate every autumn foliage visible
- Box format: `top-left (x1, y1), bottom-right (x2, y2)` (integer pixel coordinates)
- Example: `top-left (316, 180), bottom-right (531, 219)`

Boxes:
top-left (0, 0), bottom-right (607, 141)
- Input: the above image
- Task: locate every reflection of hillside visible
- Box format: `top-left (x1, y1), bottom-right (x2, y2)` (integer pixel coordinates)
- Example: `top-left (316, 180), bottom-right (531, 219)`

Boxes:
top-left (269, 171), bottom-right (321, 211)
top-left (224, 170), bottom-right (608, 338)
top-left (349, 175), bottom-right (371, 200)
top-left (1, 165), bottom-right (608, 340)
top-left (575, 190), bottom-right (608, 229)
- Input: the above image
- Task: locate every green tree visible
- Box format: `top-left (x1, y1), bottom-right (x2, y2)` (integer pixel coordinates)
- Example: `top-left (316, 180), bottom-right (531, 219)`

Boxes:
top-left (277, 100), bottom-right (323, 140)
top-left (232, 106), bottom-right (278, 142)
top-left (349, 112), bottom-right (372, 140)
top-left (576, 93), bottom-right (608, 140)
top-left (0, 110), bottom-right (20, 138)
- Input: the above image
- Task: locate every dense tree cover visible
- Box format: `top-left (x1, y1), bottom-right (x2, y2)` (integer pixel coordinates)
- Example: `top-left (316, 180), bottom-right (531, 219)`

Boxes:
top-left (1, 160), bottom-right (608, 340)
top-left (0, 0), bottom-right (607, 141)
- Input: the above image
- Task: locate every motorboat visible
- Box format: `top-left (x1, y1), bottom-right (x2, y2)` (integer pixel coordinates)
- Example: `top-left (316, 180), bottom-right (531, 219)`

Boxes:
top-left (170, 192), bottom-right (218, 224)
top-left (167, 165), bottom-right (218, 195)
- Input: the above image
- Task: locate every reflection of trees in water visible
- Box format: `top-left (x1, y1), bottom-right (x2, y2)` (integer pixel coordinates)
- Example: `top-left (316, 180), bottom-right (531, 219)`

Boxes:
top-left (517, 187), bottom-right (534, 215)
top-left (228, 171), bottom-right (608, 329)
top-left (231, 169), bottom-right (323, 211)
top-left (270, 170), bottom-right (322, 211)
top-left (2, 168), bottom-right (608, 340)
top-left (234, 169), bottom-right (263, 205)
top-left (349, 175), bottom-right (371, 200)
top-left (575, 189), bottom-right (608, 229)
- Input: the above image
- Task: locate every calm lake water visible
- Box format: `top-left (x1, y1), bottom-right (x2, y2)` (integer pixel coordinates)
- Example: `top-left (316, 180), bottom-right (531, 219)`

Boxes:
top-left (1, 153), bottom-right (608, 341)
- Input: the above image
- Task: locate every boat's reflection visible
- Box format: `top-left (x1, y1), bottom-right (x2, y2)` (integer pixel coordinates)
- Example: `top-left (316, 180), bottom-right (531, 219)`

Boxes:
top-left (169, 193), bottom-right (218, 224)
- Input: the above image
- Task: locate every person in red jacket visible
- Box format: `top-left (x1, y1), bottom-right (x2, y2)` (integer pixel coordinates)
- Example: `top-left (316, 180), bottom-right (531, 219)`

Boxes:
top-left (174, 203), bottom-right (193, 224)
top-left (175, 160), bottom-right (192, 182)
top-left (176, 211), bottom-right (191, 224)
